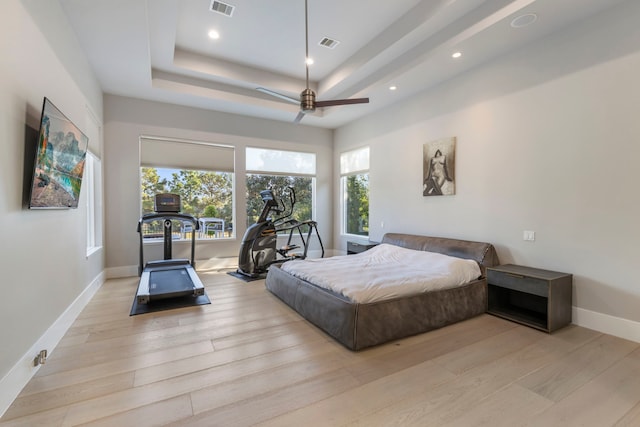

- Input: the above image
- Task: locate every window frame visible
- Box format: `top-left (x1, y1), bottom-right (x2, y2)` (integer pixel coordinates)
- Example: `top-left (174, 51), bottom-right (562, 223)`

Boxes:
top-left (85, 151), bottom-right (103, 256)
top-left (139, 166), bottom-right (235, 241)
top-left (340, 147), bottom-right (370, 238)
top-left (245, 147), bottom-right (318, 226)
top-left (139, 137), bottom-right (236, 241)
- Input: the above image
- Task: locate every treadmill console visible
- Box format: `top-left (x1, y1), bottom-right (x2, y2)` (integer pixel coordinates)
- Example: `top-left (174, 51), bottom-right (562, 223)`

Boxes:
top-left (154, 193), bottom-right (181, 213)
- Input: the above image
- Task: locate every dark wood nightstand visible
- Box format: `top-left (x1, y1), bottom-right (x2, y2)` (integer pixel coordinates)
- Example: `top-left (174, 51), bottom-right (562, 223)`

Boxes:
top-left (487, 264), bottom-right (572, 333)
top-left (347, 241), bottom-right (378, 255)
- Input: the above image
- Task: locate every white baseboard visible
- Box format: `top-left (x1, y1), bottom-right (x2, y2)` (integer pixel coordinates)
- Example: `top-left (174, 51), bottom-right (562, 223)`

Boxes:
top-left (572, 306), bottom-right (640, 343)
top-left (0, 271), bottom-right (105, 418)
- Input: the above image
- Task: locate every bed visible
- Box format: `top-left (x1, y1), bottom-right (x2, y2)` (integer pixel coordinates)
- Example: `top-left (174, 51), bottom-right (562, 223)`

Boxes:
top-left (264, 233), bottom-right (499, 351)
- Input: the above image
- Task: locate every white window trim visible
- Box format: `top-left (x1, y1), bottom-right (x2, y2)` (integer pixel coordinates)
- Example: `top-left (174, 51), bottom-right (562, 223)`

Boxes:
top-left (340, 147), bottom-right (370, 237)
top-left (86, 151), bottom-right (103, 256)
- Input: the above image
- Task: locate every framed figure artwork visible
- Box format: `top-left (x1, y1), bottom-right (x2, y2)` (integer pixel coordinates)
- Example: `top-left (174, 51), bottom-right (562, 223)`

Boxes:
top-left (423, 137), bottom-right (455, 196)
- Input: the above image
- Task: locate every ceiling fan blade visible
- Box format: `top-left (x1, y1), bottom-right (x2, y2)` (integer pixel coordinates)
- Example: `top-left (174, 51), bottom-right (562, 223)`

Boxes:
top-left (294, 111), bottom-right (306, 123)
top-left (315, 97), bottom-right (370, 108)
top-left (256, 87), bottom-right (299, 105)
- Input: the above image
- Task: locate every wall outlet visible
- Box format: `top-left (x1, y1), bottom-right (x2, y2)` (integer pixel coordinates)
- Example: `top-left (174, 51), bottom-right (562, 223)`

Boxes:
top-left (523, 230), bottom-right (535, 241)
top-left (33, 349), bottom-right (47, 366)
top-left (381, 221), bottom-right (384, 228)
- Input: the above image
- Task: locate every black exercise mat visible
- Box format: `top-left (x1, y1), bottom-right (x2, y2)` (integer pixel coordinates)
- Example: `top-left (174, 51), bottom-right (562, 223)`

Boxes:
top-left (130, 293), bottom-right (211, 316)
top-left (226, 270), bottom-right (265, 282)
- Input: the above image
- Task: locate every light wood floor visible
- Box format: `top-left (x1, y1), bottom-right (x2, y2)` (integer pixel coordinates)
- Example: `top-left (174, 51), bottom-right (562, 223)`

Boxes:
top-left (2, 270), bottom-right (640, 426)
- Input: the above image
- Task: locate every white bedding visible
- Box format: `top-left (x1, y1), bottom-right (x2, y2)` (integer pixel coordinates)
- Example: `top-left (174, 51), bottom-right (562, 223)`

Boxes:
top-left (280, 243), bottom-right (482, 303)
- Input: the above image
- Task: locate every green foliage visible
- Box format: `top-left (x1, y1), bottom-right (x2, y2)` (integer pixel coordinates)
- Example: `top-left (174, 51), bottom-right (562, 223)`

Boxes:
top-left (141, 167), bottom-right (321, 236)
top-left (246, 174), bottom-right (313, 226)
top-left (141, 167), bottom-right (167, 214)
top-left (140, 167), bottom-right (233, 227)
top-left (345, 173), bottom-right (369, 236)
top-left (203, 205), bottom-right (218, 217)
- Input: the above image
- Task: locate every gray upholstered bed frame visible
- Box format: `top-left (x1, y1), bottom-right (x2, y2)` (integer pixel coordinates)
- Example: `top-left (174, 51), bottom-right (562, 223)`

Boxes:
top-left (264, 233), bottom-right (499, 351)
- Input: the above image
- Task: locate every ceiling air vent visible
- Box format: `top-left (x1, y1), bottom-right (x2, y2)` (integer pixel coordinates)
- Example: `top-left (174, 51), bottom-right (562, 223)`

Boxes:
top-left (318, 37), bottom-right (340, 49)
top-left (209, 0), bottom-right (235, 17)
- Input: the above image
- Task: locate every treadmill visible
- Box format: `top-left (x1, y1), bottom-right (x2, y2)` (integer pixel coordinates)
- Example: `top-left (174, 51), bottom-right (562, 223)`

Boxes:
top-left (136, 193), bottom-right (205, 304)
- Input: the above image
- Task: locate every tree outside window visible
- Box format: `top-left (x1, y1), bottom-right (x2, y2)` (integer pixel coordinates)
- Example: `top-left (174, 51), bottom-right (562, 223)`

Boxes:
top-left (140, 167), bottom-right (233, 238)
top-left (245, 174), bottom-right (313, 226)
top-left (245, 147), bottom-right (316, 230)
top-left (344, 173), bottom-right (369, 236)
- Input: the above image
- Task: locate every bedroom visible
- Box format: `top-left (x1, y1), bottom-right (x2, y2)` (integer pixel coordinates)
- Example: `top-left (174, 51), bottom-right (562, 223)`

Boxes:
top-left (1, 0), bottom-right (639, 424)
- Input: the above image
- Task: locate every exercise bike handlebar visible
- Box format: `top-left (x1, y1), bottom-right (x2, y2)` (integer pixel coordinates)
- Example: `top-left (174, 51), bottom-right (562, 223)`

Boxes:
top-left (272, 187), bottom-right (296, 224)
top-left (257, 187), bottom-right (298, 224)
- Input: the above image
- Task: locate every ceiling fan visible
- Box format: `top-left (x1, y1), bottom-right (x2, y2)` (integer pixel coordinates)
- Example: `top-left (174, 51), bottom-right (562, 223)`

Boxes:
top-left (256, 0), bottom-right (369, 123)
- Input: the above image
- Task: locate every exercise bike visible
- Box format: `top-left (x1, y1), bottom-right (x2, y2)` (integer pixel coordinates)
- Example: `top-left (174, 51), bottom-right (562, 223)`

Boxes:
top-left (236, 187), bottom-right (324, 278)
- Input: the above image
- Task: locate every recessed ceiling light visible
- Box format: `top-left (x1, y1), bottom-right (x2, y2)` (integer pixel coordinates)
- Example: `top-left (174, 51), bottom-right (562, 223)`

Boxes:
top-left (389, 85), bottom-right (397, 91)
top-left (510, 13), bottom-right (537, 28)
top-left (452, 51), bottom-right (462, 59)
top-left (305, 57), bottom-right (314, 66)
top-left (208, 30), bottom-right (220, 40)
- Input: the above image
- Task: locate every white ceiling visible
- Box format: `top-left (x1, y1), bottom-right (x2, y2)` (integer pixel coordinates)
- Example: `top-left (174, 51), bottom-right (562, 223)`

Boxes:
top-left (59, 0), bottom-right (626, 129)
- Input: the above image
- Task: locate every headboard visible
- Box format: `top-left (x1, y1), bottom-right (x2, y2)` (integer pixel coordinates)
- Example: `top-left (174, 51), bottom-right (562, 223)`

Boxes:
top-left (381, 233), bottom-right (499, 277)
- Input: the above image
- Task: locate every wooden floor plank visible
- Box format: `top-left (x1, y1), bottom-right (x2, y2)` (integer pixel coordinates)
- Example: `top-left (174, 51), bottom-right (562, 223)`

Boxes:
top-left (257, 360), bottom-right (456, 427)
top-left (1, 272), bottom-right (639, 427)
top-left (525, 352), bottom-right (640, 426)
top-left (134, 332), bottom-right (330, 387)
top-left (444, 383), bottom-right (553, 427)
top-left (2, 372), bottom-right (134, 421)
top-left (615, 402), bottom-right (640, 427)
top-left (173, 369), bottom-right (360, 427)
top-left (189, 350), bottom-right (349, 415)
top-left (517, 333), bottom-right (638, 402)
top-left (347, 326), bottom-right (601, 427)
top-left (0, 406), bottom-right (68, 427)
top-left (20, 340), bottom-right (214, 396)
top-left (58, 337), bottom-right (341, 425)
top-left (80, 395), bottom-right (193, 427)
top-left (430, 324), bottom-right (545, 375)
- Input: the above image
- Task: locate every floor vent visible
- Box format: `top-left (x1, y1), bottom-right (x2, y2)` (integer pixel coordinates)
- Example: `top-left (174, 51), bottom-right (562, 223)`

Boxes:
top-left (209, 0), bottom-right (235, 17)
top-left (318, 37), bottom-right (340, 49)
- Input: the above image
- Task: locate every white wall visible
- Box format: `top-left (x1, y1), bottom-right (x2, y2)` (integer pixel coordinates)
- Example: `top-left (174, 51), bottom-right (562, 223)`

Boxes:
top-left (0, 0), bottom-right (104, 412)
top-left (334, 0), bottom-right (640, 327)
top-left (103, 95), bottom-right (333, 276)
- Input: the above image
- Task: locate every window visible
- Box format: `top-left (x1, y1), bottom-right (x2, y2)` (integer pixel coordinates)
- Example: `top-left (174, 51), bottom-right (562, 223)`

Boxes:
top-left (84, 105), bottom-right (103, 256)
top-left (245, 147), bottom-right (316, 226)
top-left (140, 137), bottom-right (235, 239)
top-left (341, 147), bottom-right (369, 236)
top-left (85, 151), bottom-right (103, 254)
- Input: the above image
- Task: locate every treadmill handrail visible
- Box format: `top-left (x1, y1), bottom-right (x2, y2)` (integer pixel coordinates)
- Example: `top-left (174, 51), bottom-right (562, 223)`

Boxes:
top-left (137, 212), bottom-right (199, 276)
top-left (138, 213), bottom-right (200, 230)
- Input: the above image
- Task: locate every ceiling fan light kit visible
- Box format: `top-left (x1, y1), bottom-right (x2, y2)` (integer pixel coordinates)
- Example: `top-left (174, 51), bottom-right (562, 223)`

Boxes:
top-left (256, 0), bottom-right (369, 123)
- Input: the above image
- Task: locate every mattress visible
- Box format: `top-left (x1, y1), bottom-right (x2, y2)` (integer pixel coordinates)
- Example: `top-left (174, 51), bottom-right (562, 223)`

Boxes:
top-left (280, 243), bottom-right (481, 303)
top-left (265, 233), bottom-right (499, 350)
